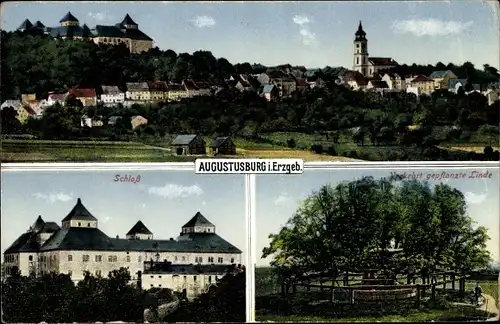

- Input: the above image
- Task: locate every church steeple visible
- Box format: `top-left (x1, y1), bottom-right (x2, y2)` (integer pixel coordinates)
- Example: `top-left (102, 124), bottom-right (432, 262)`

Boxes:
top-left (355, 20), bottom-right (366, 41)
top-left (353, 20), bottom-right (369, 77)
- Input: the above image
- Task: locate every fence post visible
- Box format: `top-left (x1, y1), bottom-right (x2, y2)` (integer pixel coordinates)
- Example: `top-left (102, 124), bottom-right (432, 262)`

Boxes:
top-left (344, 271), bottom-right (349, 286)
top-left (416, 284), bottom-right (421, 307)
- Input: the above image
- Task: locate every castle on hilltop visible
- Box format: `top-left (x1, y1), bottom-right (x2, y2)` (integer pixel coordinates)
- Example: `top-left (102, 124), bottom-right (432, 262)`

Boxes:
top-left (352, 21), bottom-right (398, 77)
top-left (17, 12), bottom-right (153, 54)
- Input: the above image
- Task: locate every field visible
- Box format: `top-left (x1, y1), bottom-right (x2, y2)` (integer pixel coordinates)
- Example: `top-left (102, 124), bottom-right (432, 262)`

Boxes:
top-left (255, 267), bottom-right (499, 322)
top-left (0, 138), bottom-right (358, 163)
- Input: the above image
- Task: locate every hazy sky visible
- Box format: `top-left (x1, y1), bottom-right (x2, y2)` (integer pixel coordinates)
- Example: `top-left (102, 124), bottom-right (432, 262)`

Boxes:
top-left (1, 1), bottom-right (498, 69)
top-left (256, 167), bottom-right (500, 267)
top-left (1, 170), bottom-right (247, 260)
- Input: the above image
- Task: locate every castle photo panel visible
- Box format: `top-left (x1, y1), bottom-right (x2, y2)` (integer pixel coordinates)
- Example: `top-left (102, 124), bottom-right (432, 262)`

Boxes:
top-left (255, 165), bottom-right (500, 322)
top-left (1, 169), bottom-right (247, 323)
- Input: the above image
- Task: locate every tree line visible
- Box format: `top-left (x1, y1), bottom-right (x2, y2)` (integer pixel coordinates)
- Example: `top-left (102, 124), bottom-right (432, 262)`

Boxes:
top-left (262, 177), bottom-right (491, 284)
top-left (1, 266), bottom-right (245, 323)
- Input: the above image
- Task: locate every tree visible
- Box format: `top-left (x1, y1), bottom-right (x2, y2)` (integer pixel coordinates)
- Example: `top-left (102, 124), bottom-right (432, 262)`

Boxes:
top-left (0, 106), bottom-right (22, 134)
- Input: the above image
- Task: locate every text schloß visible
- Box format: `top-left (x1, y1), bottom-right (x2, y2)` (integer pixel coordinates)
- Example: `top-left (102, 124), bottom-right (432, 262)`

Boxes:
top-left (114, 174), bottom-right (141, 183)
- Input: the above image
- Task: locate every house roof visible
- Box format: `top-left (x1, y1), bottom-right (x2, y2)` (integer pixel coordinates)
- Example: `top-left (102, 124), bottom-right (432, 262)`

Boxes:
top-left (126, 82), bottom-right (149, 91)
top-left (61, 198), bottom-right (98, 222)
top-left (60, 12), bottom-right (79, 23)
top-left (48, 93), bottom-right (66, 101)
top-left (169, 84), bottom-right (185, 91)
top-left (39, 222), bottom-right (61, 234)
top-left (448, 78), bottom-right (467, 88)
top-left (430, 70), bottom-right (454, 79)
top-left (210, 136), bottom-right (230, 148)
top-left (147, 81), bottom-right (169, 91)
top-left (18, 19), bottom-right (33, 30)
top-left (101, 85), bottom-right (122, 95)
top-left (34, 21), bottom-right (45, 28)
top-left (344, 70), bottom-right (368, 85)
top-left (183, 80), bottom-right (199, 91)
top-left (121, 14), bottom-right (138, 26)
top-left (38, 228), bottom-right (241, 253)
top-left (262, 84), bottom-right (276, 94)
top-left (49, 25), bottom-right (92, 38)
top-left (3, 232), bottom-right (40, 253)
top-left (369, 80), bottom-right (389, 89)
top-left (1, 100), bottom-right (22, 110)
top-left (296, 78), bottom-right (309, 87)
top-left (126, 220), bottom-right (153, 235)
top-left (69, 88), bottom-right (96, 98)
top-left (172, 134), bottom-right (198, 145)
top-left (122, 27), bottom-right (153, 41)
top-left (369, 57), bottom-right (397, 66)
top-left (93, 25), bottom-right (126, 38)
top-left (384, 72), bottom-right (401, 79)
top-left (182, 212), bottom-right (215, 228)
top-left (411, 75), bottom-right (434, 83)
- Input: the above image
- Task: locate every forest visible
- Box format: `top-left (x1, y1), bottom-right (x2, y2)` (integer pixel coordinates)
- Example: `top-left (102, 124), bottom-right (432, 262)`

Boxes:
top-left (1, 30), bottom-right (499, 162)
top-left (1, 266), bottom-right (245, 323)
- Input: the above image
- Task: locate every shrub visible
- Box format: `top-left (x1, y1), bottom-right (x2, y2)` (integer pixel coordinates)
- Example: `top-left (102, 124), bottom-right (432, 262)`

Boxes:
top-left (349, 150), bottom-right (358, 159)
top-left (311, 144), bottom-right (323, 154)
top-left (286, 138), bottom-right (297, 148)
top-left (327, 146), bottom-right (337, 156)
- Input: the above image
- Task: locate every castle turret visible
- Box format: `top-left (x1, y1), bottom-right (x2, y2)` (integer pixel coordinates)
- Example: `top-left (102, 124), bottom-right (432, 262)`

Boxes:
top-left (181, 212), bottom-right (216, 234)
top-left (126, 221), bottom-right (153, 240)
top-left (59, 12), bottom-right (79, 27)
top-left (353, 21), bottom-right (369, 77)
top-left (120, 14), bottom-right (138, 30)
top-left (17, 19), bottom-right (33, 32)
top-left (61, 198), bottom-right (98, 229)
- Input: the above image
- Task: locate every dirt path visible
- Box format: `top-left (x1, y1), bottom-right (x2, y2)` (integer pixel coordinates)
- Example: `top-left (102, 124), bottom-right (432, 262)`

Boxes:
top-left (481, 293), bottom-right (499, 318)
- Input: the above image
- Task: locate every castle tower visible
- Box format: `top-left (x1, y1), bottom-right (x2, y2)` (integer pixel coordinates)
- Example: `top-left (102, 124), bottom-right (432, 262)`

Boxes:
top-left (126, 221), bottom-right (153, 240)
top-left (353, 21), bottom-right (369, 76)
top-left (61, 198), bottom-right (98, 229)
top-left (181, 212), bottom-right (216, 234)
top-left (120, 14), bottom-right (138, 30)
top-left (59, 12), bottom-right (79, 27)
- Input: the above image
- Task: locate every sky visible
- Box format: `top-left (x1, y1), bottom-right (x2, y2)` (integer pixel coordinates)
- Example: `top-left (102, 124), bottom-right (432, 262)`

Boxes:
top-left (1, 1), bottom-right (498, 69)
top-left (1, 170), bottom-right (247, 261)
top-left (256, 167), bottom-right (500, 267)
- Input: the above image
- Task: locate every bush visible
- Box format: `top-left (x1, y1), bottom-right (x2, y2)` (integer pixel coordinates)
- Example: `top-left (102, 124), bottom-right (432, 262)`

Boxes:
top-left (311, 144), bottom-right (323, 154)
top-left (327, 146), bottom-right (337, 156)
top-left (349, 150), bottom-right (358, 159)
top-left (286, 138), bottom-right (297, 148)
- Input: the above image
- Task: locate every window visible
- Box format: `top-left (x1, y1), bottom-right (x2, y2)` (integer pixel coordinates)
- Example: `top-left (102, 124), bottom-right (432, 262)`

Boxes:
top-left (87, 223), bottom-right (91, 227)
top-left (138, 256), bottom-right (142, 262)
top-left (126, 256), bottom-right (131, 262)
top-left (82, 255), bottom-right (90, 262)
top-left (68, 255), bottom-right (73, 262)
top-left (182, 256), bottom-right (186, 262)
top-left (68, 270), bottom-right (72, 276)
top-left (158, 275), bottom-right (162, 278)
top-left (218, 257), bottom-right (223, 263)
top-left (193, 275), bottom-right (197, 281)
top-left (183, 276), bottom-right (187, 281)
top-left (78, 222), bottom-right (81, 227)
top-left (29, 255), bottom-right (33, 261)
top-left (231, 258), bottom-right (235, 263)
top-left (174, 256), bottom-right (178, 262)
top-left (95, 255), bottom-right (102, 262)
top-left (150, 284), bottom-right (153, 287)
top-left (195, 256), bottom-right (203, 263)
top-left (208, 257), bottom-right (214, 263)
top-left (108, 256), bottom-right (113, 262)
top-left (208, 276), bottom-right (212, 283)
top-left (356, 44), bottom-right (360, 48)
top-left (96, 270), bottom-right (102, 276)
top-left (159, 284), bottom-right (162, 287)
top-left (356, 57), bottom-right (359, 65)
top-left (112, 256), bottom-right (117, 262)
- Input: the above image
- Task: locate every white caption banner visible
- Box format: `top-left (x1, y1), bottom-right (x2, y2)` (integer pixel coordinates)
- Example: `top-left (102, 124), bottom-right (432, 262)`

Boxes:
top-left (195, 158), bottom-right (304, 174)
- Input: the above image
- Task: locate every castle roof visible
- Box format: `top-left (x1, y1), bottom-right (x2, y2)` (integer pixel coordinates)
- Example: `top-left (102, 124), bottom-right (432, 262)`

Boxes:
top-left (31, 215), bottom-right (45, 232)
top-left (34, 21), bottom-right (45, 28)
top-left (182, 212), bottom-right (215, 228)
top-left (49, 25), bottom-right (89, 38)
top-left (61, 198), bottom-right (98, 222)
top-left (120, 14), bottom-right (138, 26)
top-left (126, 221), bottom-right (153, 235)
top-left (60, 12), bottom-right (79, 23)
top-left (17, 19), bottom-right (33, 30)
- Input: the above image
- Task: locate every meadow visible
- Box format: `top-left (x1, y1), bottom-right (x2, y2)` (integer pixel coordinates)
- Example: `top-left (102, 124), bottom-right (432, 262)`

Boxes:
top-left (0, 137), bottom-right (358, 163)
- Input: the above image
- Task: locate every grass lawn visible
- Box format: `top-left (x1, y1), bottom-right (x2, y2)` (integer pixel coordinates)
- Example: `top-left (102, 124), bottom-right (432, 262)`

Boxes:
top-left (441, 145), bottom-right (500, 153)
top-left (1, 137), bottom-right (359, 163)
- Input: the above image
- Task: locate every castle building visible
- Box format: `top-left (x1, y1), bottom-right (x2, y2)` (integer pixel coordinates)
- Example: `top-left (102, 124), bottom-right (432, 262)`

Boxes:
top-left (3, 198), bottom-right (242, 299)
top-left (17, 12), bottom-right (153, 54)
top-left (352, 21), bottom-right (398, 78)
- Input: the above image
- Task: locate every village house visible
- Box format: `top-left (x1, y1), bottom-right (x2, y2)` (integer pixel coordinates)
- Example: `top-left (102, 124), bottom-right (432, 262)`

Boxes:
top-left (131, 115), bottom-right (148, 130)
top-left (99, 85), bottom-right (125, 105)
top-left (260, 84), bottom-right (279, 102)
top-left (483, 88), bottom-right (500, 106)
top-left (47, 93), bottom-right (66, 106)
top-left (171, 134), bottom-right (206, 155)
top-left (126, 82), bottom-right (150, 101)
top-left (448, 78), bottom-right (468, 94)
top-left (3, 199), bottom-right (242, 299)
top-left (194, 81), bottom-right (212, 96)
top-left (68, 88), bottom-right (97, 107)
top-left (295, 78), bottom-right (309, 94)
top-left (408, 75), bottom-right (435, 96)
top-left (183, 80), bottom-right (201, 98)
top-left (235, 80), bottom-right (253, 92)
top-left (147, 81), bottom-right (169, 101)
top-left (23, 100), bottom-right (44, 119)
top-left (167, 83), bottom-right (188, 101)
top-left (210, 136), bottom-right (236, 155)
top-left (255, 73), bottom-right (270, 85)
top-left (429, 70), bottom-right (457, 90)
top-left (343, 71), bottom-right (368, 90)
top-left (271, 74), bottom-right (297, 97)
top-left (1, 100), bottom-right (22, 112)
top-left (381, 73), bottom-right (404, 90)
top-left (21, 93), bottom-right (36, 103)
top-left (366, 80), bottom-right (389, 91)
top-left (306, 76), bottom-right (326, 89)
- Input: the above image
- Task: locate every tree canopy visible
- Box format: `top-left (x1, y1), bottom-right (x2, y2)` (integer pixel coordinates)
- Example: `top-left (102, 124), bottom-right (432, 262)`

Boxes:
top-left (262, 177), bottom-right (491, 282)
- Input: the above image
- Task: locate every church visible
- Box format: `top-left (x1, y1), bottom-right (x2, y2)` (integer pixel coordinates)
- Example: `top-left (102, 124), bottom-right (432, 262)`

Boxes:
top-left (352, 21), bottom-right (398, 78)
top-left (16, 12), bottom-right (153, 54)
top-left (3, 198), bottom-right (242, 299)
